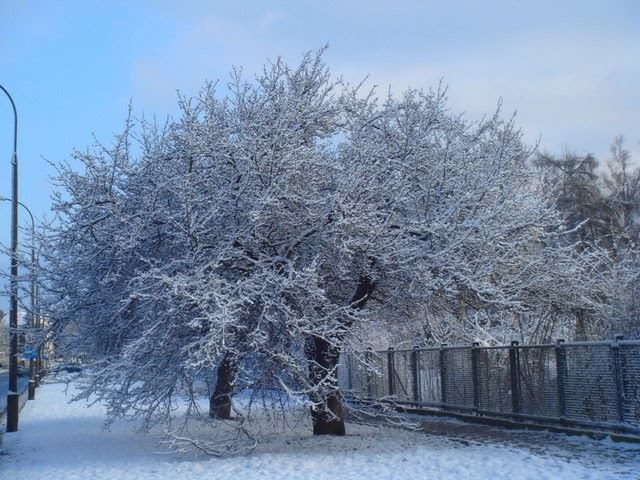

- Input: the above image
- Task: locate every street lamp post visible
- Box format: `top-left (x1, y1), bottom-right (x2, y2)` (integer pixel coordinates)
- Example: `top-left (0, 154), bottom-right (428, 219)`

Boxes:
top-left (1, 84), bottom-right (20, 432)
top-left (0, 197), bottom-right (37, 400)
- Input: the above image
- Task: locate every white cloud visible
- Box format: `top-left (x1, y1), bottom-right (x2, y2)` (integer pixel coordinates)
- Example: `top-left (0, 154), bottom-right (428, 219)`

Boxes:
top-left (130, 10), bottom-right (294, 114)
top-left (337, 30), bottom-right (640, 160)
top-left (127, 3), bottom-right (639, 161)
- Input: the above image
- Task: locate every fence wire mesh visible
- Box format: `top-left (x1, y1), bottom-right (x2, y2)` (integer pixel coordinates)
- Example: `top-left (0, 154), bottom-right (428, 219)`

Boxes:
top-left (620, 344), bottom-right (640, 425)
top-left (563, 344), bottom-right (620, 424)
top-left (442, 347), bottom-right (475, 409)
top-left (416, 349), bottom-right (442, 405)
top-left (518, 346), bottom-right (560, 419)
top-left (476, 347), bottom-right (512, 414)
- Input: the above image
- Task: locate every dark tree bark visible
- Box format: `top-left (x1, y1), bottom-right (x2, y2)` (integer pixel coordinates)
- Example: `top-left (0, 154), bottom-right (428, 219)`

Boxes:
top-left (306, 335), bottom-right (346, 435)
top-left (209, 352), bottom-right (236, 419)
top-left (306, 275), bottom-right (375, 435)
top-left (208, 300), bottom-right (259, 420)
top-left (574, 308), bottom-right (588, 341)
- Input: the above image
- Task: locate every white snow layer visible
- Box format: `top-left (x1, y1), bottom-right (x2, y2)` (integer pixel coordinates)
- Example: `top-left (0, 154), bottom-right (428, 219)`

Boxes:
top-left (1, 380), bottom-right (639, 480)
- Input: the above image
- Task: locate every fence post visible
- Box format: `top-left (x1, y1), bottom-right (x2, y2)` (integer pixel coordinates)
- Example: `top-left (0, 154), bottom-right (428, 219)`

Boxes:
top-left (366, 347), bottom-right (373, 399)
top-left (611, 334), bottom-right (625, 423)
top-left (509, 341), bottom-right (521, 417)
top-left (387, 347), bottom-right (395, 397)
top-left (412, 345), bottom-right (421, 404)
top-left (554, 339), bottom-right (567, 420)
top-left (471, 342), bottom-right (480, 413)
top-left (440, 343), bottom-right (448, 409)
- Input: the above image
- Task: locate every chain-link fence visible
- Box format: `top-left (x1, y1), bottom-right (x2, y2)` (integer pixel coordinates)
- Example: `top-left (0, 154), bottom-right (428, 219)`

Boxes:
top-left (338, 337), bottom-right (640, 436)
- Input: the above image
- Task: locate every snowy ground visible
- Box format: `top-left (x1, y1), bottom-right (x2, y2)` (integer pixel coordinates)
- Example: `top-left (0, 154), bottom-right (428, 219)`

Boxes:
top-left (1, 379), bottom-right (639, 480)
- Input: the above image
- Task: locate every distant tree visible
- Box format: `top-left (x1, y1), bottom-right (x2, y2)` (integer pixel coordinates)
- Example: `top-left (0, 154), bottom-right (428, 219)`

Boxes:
top-left (534, 152), bottom-right (609, 244)
top-left (533, 136), bottom-right (640, 339)
top-left (600, 136), bottom-right (640, 337)
top-left (603, 135), bottom-right (640, 245)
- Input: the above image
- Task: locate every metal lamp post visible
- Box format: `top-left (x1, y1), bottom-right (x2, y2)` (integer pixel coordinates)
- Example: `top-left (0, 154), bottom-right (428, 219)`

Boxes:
top-left (0, 197), bottom-right (37, 400)
top-left (1, 84), bottom-right (20, 432)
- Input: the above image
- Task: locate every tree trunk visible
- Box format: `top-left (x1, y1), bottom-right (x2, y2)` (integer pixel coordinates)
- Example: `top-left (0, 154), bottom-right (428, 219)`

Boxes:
top-left (312, 391), bottom-right (346, 435)
top-left (306, 275), bottom-right (375, 435)
top-left (306, 335), bottom-right (346, 435)
top-left (209, 353), bottom-right (235, 419)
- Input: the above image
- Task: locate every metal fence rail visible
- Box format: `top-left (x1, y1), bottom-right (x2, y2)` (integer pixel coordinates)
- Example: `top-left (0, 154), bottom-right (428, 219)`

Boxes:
top-left (338, 337), bottom-right (640, 436)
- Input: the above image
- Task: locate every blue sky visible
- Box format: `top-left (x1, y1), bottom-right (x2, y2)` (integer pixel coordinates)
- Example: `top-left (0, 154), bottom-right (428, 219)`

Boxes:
top-left (0, 0), bottom-right (639, 312)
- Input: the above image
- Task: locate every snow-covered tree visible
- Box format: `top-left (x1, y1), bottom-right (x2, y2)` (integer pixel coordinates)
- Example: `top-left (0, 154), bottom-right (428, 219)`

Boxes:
top-left (532, 137), bottom-right (640, 339)
top-left (603, 135), bottom-right (640, 245)
top-left (601, 136), bottom-right (640, 337)
top-left (0, 309), bottom-right (7, 367)
top-left (41, 50), bottom-right (610, 452)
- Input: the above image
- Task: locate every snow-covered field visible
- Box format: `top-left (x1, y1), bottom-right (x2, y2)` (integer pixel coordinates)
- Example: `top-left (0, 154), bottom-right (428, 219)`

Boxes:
top-left (1, 379), bottom-right (639, 480)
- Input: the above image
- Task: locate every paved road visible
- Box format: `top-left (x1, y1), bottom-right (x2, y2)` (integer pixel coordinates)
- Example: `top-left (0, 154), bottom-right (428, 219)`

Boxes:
top-left (0, 371), bottom-right (30, 414)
